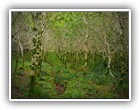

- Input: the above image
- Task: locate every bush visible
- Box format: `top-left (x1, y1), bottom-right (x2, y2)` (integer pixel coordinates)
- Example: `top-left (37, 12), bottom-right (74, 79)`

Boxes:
top-left (61, 78), bottom-right (96, 98)
top-left (32, 76), bottom-right (56, 98)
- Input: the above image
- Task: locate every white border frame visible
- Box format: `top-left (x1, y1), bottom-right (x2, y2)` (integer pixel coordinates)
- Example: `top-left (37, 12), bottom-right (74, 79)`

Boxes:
top-left (9, 9), bottom-right (131, 101)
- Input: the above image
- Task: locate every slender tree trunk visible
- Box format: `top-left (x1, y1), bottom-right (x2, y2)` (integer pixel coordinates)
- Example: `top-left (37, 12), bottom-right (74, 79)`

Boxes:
top-left (18, 40), bottom-right (24, 68)
top-left (107, 56), bottom-right (115, 78)
top-left (22, 56), bottom-right (25, 67)
top-left (15, 46), bottom-right (19, 72)
top-left (64, 53), bottom-right (67, 68)
top-left (103, 32), bottom-right (115, 78)
top-left (75, 52), bottom-right (79, 68)
top-left (83, 15), bottom-right (89, 70)
top-left (84, 49), bottom-right (88, 69)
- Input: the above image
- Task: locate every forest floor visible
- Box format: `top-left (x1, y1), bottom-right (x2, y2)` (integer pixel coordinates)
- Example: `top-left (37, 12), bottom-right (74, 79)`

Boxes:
top-left (11, 70), bottom-right (33, 99)
top-left (11, 68), bottom-right (128, 99)
top-left (11, 52), bottom-right (129, 99)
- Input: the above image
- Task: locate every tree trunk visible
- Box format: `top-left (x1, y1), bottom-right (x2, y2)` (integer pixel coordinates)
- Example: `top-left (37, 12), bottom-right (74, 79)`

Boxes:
top-left (84, 49), bottom-right (88, 69)
top-left (107, 56), bottom-right (115, 78)
top-left (75, 52), bottom-right (79, 68)
top-left (83, 15), bottom-right (89, 71)
top-left (15, 46), bottom-right (19, 72)
top-left (18, 40), bottom-right (24, 68)
top-left (28, 75), bottom-right (36, 98)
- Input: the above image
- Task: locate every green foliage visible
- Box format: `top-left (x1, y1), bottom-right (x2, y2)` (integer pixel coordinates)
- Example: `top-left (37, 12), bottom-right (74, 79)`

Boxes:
top-left (32, 76), bottom-right (56, 98)
top-left (46, 52), bottom-right (62, 67)
top-left (24, 12), bottom-right (34, 29)
top-left (12, 49), bottom-right (129, 99)
top-left (12, 52), bottom-right (31, 72)
top-left (61, 77), bottom-right (96, 98)
top-left (48, 12), bottom-right (85, 38)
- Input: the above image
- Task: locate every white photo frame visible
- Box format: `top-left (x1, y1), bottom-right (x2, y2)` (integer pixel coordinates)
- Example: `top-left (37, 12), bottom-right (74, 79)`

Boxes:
top-left (9, 9), bottom-right (131, 101)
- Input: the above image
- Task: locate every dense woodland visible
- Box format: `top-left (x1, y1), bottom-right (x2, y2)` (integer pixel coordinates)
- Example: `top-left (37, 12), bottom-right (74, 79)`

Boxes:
top-left (11, 11), bottom-right (129, 99)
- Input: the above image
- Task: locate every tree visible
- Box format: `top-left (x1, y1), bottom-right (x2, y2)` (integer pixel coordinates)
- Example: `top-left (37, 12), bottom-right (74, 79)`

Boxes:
top-left (30, 12), bottom-right (47, 76)
top-left (91, 12), bottom-right (128, 78)
top-left (12, 12), bottom-right (32, 71)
